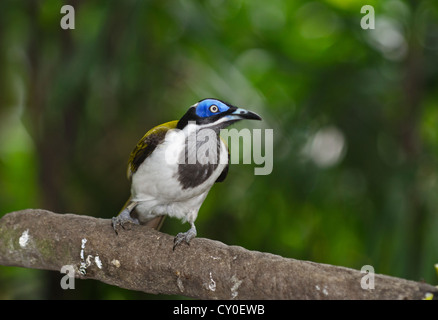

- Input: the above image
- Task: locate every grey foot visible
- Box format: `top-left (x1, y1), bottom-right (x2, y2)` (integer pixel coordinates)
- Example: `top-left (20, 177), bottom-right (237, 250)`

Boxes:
top-left (173, 224), bottom-right (197, 250)
top-left (111, 203), bottom-right (139, 234)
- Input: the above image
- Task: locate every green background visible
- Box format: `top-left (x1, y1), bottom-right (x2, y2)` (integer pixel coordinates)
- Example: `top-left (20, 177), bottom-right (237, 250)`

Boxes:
top-left (1, 0), bottom-right (437, 299)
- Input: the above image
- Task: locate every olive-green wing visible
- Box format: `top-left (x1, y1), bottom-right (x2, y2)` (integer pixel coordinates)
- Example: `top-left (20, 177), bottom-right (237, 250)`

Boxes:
top-left (127, 120), bottom-right (178, 179)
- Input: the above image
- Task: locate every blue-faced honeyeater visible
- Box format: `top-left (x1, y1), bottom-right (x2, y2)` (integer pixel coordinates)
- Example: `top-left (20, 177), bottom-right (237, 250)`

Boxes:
top-left (111, 98), bottom-right (261, 249)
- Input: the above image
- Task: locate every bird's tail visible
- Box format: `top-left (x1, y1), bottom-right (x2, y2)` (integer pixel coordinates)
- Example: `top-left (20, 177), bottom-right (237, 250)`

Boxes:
top-left (144, 215), bottom-right (166, 230)
top-left (118, 197), bottom-right (166, 231)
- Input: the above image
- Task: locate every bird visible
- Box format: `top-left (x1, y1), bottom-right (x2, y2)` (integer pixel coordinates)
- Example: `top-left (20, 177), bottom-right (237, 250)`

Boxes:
top-left (111, 98), bottom-right (262, 249)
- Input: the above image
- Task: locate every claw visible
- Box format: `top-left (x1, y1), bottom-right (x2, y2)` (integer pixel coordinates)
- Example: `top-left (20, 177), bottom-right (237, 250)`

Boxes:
top-left (111, 214), bottom-right (139, 234)
top-left (173, 223), bottom-right (197, 250)
top-left (111, 202), bottom-right (139, 234)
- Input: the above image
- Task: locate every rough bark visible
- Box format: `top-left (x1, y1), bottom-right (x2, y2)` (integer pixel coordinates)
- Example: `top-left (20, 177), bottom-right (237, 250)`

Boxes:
top-left (0, 209), bottom-right (436, 299)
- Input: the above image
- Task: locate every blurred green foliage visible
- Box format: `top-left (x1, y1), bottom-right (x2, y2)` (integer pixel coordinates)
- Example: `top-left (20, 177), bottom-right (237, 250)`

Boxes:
top-left (1, 0), bottom-right (437, 299)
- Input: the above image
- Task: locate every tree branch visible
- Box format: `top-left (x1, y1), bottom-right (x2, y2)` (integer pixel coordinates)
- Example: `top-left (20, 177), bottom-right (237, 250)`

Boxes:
top-left (0, 209), bottom-right (436, 299)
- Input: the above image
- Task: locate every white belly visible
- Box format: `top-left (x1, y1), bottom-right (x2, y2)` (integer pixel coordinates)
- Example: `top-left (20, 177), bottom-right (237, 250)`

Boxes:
top-left (130, 127), bottom-right (228, 224)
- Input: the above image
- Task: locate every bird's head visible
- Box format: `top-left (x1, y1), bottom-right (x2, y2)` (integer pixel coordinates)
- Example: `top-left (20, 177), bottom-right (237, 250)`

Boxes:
top-left (177, 98), bottom-right (261, 130)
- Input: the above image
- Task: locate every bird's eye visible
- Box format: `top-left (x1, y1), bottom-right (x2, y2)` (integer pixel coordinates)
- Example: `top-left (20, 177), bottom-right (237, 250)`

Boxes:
top-left (209, 105), bottom-right (219, 113)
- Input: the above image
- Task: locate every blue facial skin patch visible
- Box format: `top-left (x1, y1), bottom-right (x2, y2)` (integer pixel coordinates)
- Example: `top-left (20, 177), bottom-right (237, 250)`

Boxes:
top-left (195, 99), bottom-right (230, 118)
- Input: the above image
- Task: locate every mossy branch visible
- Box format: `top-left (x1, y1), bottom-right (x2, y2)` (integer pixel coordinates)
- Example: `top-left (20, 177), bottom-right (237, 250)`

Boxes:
top-left (0, 209), bottom-right (436, 299)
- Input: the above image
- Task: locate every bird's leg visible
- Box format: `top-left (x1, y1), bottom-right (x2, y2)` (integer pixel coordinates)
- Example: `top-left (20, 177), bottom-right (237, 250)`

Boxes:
top-left (173, 222), bottom-right (197, 250)
top-left (111, 201), bottom-right (139, 234)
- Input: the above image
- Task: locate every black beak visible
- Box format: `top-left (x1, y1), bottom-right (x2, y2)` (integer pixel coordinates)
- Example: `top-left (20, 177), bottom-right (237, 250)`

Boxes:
top-left (228, 107), bottom-right (262, 121)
